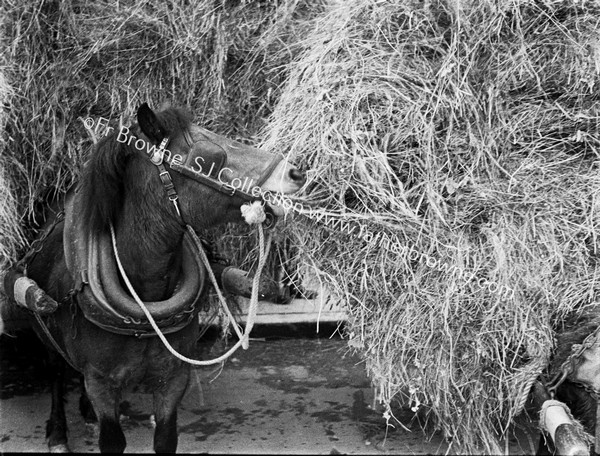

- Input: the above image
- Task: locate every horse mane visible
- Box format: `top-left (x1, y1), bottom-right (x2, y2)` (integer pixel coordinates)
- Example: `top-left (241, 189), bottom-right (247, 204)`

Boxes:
top-left (79, 106), bottom-right (194, 233)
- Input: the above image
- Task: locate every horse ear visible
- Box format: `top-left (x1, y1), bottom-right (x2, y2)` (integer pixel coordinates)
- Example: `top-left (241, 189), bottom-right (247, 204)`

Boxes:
top-left (137, 103), bottom-right (165, 143)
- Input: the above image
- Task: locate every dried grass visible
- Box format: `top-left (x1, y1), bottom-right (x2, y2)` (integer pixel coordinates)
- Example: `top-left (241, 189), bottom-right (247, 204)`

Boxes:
top-left (2, 0), bottom-right (324, 234)
top-left (0, 0), bottom-right (325, 325)
top-left (2, 0), bottom-right (600, 451)
top-left (261, 0), bottom-right (600, 452)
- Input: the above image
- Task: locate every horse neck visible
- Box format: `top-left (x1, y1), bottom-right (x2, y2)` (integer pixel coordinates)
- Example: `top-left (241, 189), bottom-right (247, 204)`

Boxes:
top-left (113, 183), bottom-right (186, 302)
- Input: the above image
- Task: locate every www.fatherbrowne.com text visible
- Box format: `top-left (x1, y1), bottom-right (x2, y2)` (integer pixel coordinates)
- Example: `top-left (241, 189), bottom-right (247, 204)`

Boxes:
top-left (83, 115), bottom-right (515, 300)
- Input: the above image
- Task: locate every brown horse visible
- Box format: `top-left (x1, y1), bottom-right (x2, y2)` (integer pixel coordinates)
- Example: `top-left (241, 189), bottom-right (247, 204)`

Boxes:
top-left (24, 103), bottom-right (305, 452)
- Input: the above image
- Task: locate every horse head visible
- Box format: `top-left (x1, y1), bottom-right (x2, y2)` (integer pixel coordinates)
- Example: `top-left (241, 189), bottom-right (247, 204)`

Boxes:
top-left (80, 103), bottom-right (306, 235)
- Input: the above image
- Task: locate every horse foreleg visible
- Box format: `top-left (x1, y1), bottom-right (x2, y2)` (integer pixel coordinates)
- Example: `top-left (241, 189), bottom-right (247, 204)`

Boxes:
top-left (152, 366), bottom-right (190, 453)
top-left (78, 374), bottom-right (98, 438)
top-left (84, 370), bottom-right (126, 453)
top-left (46, 353), bottom-right (69, 453)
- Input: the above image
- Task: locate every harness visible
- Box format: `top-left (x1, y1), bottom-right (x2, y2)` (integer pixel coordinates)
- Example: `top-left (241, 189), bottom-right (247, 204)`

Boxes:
top-left (63, 192), bottom-right (206, 337)
top-left (148, 127), bottom-right (283, 226)
top-left (25, 123), bottom-right (281, 365)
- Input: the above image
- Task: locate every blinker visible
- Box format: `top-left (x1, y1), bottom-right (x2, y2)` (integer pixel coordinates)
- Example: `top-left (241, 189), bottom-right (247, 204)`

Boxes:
top-left (163, 128), bottom-right (228, 179)
top-left (147, 127), bottom-right (283, 218)
top-left (143, 129), bottom-right (227, 180)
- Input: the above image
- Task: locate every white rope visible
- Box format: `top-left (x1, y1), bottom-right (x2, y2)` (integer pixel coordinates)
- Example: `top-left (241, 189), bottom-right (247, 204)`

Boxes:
top-left (242, 222), bottom-right (267, 348)
top-left (186, 226), bottom-right (246, 343)
top-left (109, 219), bottom-right (270, 366)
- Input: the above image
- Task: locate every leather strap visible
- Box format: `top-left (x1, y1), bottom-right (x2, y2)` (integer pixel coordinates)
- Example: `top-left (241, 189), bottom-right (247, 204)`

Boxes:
top-left (157, 163), bottom-right (182, 219)
top-left (34, 311), bottom-right (78, 370)
top-left (146, 137), bottom-right (184, 222)
top-left (146, 134), bottom-right (283, 225)
top-left (159, 132), bottom-right (283, 203)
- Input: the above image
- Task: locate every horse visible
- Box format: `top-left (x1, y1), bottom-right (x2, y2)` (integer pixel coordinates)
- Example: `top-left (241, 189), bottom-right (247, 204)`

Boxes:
top-left (23, 103), bottom-right (306, 453)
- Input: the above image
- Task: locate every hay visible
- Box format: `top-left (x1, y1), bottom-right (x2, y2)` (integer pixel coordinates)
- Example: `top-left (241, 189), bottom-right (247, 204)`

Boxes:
top-left (2, 0), bottom-right (324, 236)
top-left (0, 39), bottom-right (25, 331)
top-left (1, 0), bottom-right (325, 327)
top-left (2, 0), bottom-right (600, 450)
top-left (1, 0), bottom-right (325, 262)
top-left (261, 0), bottom-right (600, 452)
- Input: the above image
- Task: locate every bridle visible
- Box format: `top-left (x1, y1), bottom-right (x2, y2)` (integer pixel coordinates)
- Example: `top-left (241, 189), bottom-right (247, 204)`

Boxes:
top-left (110, 125), bottom-right (279, 364)
top-left (14, 120), bottom-right (284, 371)
top-left (140, 127), bottom-right (283, 227)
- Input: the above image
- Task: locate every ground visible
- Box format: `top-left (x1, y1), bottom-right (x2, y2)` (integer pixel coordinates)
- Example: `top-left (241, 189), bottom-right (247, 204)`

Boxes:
top-left (0, 325), bottom-right (539, 454)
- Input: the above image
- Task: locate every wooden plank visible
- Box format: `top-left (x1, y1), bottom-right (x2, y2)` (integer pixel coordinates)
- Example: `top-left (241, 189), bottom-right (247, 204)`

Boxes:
top-left (236, 296), bottom-right (347, 325)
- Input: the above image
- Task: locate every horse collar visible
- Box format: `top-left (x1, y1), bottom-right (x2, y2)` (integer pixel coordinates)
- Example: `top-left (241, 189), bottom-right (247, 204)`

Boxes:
top-left (63, 190), bottom-right (207, 337)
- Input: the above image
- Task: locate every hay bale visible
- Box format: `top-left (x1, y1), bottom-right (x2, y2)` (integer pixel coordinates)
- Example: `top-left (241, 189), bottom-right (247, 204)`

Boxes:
top-left (3, 0), bottom-right (598, 449)
top-left (0, 61), bottom-right (26, 332)
top-left (0, 67), bottom-right (24, 267)
top-left (262, 0), bottom-right (600, 452)
top-left (0, 164), bottom-right (25, 332)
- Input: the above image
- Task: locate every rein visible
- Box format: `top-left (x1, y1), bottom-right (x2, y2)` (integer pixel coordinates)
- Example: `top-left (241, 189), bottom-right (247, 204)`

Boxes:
top-left (109, 218), bottom-right (271, 365)
top-left (110, 131), bottom-right (279, 365)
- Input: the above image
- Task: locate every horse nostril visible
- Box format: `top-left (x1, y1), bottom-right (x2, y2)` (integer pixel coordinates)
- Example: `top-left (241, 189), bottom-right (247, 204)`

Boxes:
top-left (289, 168), bottom-right (306, 183)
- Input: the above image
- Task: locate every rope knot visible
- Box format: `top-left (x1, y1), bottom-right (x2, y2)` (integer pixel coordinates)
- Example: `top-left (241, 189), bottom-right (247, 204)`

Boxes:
top-left (241, 201), bottom-right (266, 225)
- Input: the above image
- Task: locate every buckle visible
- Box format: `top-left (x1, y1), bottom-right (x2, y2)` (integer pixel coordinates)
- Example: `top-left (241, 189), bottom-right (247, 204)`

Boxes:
top-left (220, 183), bottom-right (236, 197)
top-left (159, 170), bottom-right (174, 187)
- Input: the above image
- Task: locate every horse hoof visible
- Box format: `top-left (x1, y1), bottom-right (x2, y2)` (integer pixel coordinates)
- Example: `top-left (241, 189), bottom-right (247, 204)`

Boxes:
top-left (85, 422), bottom-right (99, 438)
top-left (48, 443), bottom-right (70, 453)
top-left (149, 414), bottom-right (156, 428)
